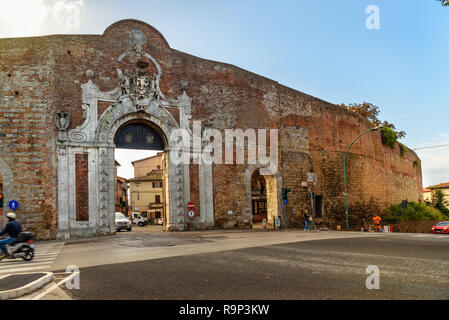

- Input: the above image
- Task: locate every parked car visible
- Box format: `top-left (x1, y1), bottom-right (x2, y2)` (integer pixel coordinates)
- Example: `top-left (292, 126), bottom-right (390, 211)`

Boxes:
top-left (431, 221), bottom-right (449, 234)
top-left (131, 212), bottom-right (149, 227)
top-left (115, 212), bottom-right (132, 232)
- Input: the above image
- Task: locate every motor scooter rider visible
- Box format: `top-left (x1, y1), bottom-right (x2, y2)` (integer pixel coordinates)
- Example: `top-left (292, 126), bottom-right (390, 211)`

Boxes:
top-left (0, 212), bottom-right (22, 259)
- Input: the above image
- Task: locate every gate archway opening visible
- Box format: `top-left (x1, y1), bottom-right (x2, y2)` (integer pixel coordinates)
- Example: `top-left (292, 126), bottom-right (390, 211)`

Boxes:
top-left (249, 168), bottom-right (280, 228)
top-left (113, 120), bottom-right (169, 229)
top-left (251, 169), bottom-right (267, 225)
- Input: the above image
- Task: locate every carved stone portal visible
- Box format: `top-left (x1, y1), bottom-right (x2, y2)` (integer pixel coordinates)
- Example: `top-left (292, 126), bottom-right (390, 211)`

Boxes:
top-left (55, 29), bottom-right (214, 239)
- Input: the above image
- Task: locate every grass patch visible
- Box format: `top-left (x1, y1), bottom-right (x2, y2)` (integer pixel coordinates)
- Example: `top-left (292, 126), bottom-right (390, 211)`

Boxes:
top-left (382, 201), bottom-right (447, 223)
top-left (381, 127), bottom-right (397, 148)
top-left (399, 143), bottom-right (407, 157)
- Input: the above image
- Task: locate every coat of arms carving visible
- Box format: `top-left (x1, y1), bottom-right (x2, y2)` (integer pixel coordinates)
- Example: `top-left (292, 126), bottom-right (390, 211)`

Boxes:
top-left (119, 61), bottom-right (160, 110)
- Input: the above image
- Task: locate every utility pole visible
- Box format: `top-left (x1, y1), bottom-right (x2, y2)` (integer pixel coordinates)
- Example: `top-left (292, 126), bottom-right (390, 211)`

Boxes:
top-left (344, 125), bottom-right (382, 231)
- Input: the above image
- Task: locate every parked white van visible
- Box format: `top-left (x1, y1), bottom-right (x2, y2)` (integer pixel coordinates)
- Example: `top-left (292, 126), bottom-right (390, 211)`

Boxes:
top-left (131, 212), bottom-right (149, 227)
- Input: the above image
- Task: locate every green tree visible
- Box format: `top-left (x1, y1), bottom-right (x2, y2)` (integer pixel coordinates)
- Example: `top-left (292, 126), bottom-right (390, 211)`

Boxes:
top-left (438, 0), bottom-right (449, 6)
top-left (340, 102), bottom-right (406, 139)
top-left (431, 189), bottom-right (449, 216)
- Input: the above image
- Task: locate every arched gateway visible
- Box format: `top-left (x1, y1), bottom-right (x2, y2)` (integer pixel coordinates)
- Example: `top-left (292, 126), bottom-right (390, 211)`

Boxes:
top-left (55, 29), bottom-right (214, 239)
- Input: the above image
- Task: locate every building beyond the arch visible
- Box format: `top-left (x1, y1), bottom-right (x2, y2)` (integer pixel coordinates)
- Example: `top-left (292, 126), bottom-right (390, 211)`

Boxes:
top-left (0, 19), bottom-right (422, 239)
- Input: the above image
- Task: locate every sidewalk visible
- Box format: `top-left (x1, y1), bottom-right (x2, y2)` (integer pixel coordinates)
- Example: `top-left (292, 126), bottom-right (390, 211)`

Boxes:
top-left (0, 272), bottom-right (53, 300)
top-left (0, 273), bottom-right (45, 291)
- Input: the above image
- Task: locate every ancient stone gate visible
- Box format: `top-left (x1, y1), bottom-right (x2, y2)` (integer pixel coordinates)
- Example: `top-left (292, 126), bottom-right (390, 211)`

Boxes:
top-left (55, 29), bottom-right (214, 239)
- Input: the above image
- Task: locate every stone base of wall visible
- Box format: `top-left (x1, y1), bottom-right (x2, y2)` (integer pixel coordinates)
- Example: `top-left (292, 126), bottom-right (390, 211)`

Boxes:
top-left (284, 217), bottom-right (443, 234)
top-left (387, 220), bottom-right (440, 234)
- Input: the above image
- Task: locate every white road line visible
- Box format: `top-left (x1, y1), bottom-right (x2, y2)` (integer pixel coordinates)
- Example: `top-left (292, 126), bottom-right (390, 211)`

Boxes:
top-left (31, 272), bottom-right (80, 300)
top-left (34, 254), bottom-right (59, 258)
top-left (0, 262), bottom-right (53, 269)
top-left (0, 242), bottom-right (65, 276)
top-left (0, 265), bottom-right (50, 274)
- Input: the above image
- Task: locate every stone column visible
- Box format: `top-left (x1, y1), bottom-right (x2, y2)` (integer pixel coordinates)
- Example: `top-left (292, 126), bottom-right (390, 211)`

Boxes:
top-left (57, 146), bottom-right (70, 239)
top-left (97, 147), bottom-right (111, 234)
top-left (199, 161), bottom-right (214, 228)
top-left (166, 149), bottom-right (185, 230)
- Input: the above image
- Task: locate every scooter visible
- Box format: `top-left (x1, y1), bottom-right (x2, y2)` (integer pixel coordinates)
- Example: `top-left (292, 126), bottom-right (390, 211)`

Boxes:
top-left (4, 232), bottom-right (34, 261)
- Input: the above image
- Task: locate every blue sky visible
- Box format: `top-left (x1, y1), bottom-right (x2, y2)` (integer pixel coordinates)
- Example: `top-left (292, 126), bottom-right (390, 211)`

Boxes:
top-left (1, 0), bottom-right (448, 186)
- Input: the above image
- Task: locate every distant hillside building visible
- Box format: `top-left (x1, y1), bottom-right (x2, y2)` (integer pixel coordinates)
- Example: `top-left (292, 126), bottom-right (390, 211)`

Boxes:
top-left (423, 182), bottom-right (449, 203)
top-left (115, 176), bottom-right (128, 214)
top-left (128, 168), bottom-right (164, 223)
top-left (131, 152), bottom-right (163, 178)
top-left (114, 161), bottom-right (128, 214)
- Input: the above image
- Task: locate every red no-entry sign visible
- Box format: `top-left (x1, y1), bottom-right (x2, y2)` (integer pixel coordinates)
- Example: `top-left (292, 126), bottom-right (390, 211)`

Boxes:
top-left (187, 202), bottom-right (195, 218)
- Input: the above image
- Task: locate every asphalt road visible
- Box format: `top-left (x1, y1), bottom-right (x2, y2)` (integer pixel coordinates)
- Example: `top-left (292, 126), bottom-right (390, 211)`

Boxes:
top-left (63, 233), bottom-right (449, 300)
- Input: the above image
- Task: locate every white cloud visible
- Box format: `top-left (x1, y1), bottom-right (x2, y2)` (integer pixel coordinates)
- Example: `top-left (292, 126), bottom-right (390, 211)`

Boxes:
top-left (43, 0), bottom-right (84, 30)
top-left (0, 0), bottom-right (84, 38)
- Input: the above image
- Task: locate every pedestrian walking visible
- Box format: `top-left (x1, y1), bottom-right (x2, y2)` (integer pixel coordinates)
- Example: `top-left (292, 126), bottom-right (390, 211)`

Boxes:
top-left (373, 214), bottom-right (382, 232)
top-left (361, 216), bottom-right (369, 232)
top-left (304, 209), bottom-right (311, 231)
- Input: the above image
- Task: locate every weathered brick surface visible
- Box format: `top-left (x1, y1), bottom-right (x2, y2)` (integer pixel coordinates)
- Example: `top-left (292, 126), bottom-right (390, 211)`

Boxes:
top-left (0, 19), bottom-right (422, 238)
top-left (75, 153), bottom-right (89, 221)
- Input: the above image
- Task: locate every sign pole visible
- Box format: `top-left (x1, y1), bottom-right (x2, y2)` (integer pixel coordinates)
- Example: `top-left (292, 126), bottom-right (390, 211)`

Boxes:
top-left (310, 190), bottom-right (315, 230)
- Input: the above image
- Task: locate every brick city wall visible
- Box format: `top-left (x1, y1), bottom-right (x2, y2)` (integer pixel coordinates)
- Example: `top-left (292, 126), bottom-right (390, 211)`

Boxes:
top-left (0, 19), bottom-right (422, 238)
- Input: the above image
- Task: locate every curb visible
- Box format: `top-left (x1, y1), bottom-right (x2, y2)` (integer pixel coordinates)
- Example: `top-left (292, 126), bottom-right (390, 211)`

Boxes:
top-left (0, 272), bottom-right (53, 300)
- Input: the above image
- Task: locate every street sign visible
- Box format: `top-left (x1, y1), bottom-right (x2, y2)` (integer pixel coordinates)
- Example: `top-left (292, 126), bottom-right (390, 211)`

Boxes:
top-left (274, 217), bottom-right (281, 228)
top-left (307, 173), bottom-right (316, 192)
top-left (307, 173), bottom-right (316, 184)
top-left (283, 199), bottom-right (288, 205)
top-left (8, 200), bottom-right (18, 211)
top-left (307, 182), bottom-right (315, 192)
top-left (187, 202), bottom-right (195, 218)
top-left (401, 200), bottom-right (408, 209)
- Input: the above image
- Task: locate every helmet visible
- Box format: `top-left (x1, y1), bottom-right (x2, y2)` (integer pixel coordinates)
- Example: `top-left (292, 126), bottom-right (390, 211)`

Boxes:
top-left (6, 212), bottom-right (16, 219)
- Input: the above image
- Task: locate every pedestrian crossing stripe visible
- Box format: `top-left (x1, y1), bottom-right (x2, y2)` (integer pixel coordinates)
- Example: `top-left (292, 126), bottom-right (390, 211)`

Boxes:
top-left (0, 242), bottom-right (65, 276)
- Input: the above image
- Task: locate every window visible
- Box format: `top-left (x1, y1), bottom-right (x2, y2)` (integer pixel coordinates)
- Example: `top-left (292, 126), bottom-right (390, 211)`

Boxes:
top-left (152, 182), bottom-right (163, 188)
top-left (155, 195), bottom-right (161, 203)
top-left (252, 199), bottom-right (267, 215)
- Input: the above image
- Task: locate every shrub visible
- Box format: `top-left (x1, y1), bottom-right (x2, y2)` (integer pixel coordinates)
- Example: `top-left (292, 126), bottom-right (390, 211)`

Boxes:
top-left (430, 189), bottom-right (449, 217)
top-left (398, 143), bottom-right (407, 157)
top-left (382, 201), bottom-right (447, 222)
top-left (381, 127), bottom-right (397, 148)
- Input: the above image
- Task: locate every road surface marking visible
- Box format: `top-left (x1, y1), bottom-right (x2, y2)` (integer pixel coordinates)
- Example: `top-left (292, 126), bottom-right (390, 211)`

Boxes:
top-left (31, 271), bottom-right (79, 300)
top-left (0, 242), bottom-right (64, 276)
